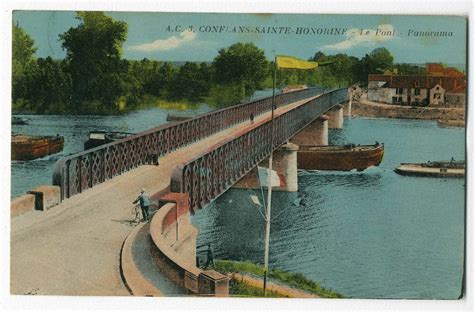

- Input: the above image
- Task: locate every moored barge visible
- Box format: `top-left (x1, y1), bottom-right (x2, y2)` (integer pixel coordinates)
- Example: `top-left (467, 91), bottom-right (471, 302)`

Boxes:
top-left (84, 131), bottom-right (134, 150)
top-left (12, 134), bottom-right (64, 161)
top-left (166, 113), bottom-right (192, 122)
top-left (297, 143), bottom-right (384, 171)
top-left (395, 160), bottom-right (465, 178)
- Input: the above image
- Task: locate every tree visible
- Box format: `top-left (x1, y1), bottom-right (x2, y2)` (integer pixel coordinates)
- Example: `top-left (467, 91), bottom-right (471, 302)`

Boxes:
top-left (168, 62), bottom-right (209, 102)
top-left (393, 63), bottom-right (426, 75)
top-left (29, 57), bottom-right (71, 113)
top-left (356, 47), bottom-right (394, 85)
top-left (212, 43), bottom-right (269, 98)
top-left (60, 12), bottom-right (128, 113)
top-left (12, 23), bottom-right (37, 107)
top-left (12, 22), bottom-right (37, 77)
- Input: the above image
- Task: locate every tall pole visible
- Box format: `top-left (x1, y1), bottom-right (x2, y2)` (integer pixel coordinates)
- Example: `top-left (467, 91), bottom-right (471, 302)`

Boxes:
top-left (263, 56), bottom-right (277, 296)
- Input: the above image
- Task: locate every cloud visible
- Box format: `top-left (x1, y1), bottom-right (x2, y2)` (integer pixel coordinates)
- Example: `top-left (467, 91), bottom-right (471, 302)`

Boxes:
top-left (323, 24), bottom-right (396, 50)
top-left (127, 30), bottom-right (197, 52)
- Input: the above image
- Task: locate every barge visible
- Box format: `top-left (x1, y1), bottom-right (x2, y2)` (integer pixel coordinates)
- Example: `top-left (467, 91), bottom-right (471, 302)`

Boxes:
top-left (395, 160), bottom-right (465, 178)
top-left (166, 113), bottom-right (193, 122)
top-left (84, 131), bottom-right (134, 150)
top-left (12, 134), bottom-right (64, 161)
top-left (297, 143), bottom-right (384, 171)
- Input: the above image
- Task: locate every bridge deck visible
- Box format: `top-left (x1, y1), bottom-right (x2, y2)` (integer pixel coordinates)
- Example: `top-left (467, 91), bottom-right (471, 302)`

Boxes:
top-left (10, 95), bottom-right (319, 296)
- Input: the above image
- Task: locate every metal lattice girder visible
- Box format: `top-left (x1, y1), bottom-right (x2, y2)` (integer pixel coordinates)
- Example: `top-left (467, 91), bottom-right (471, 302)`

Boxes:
top-left (52, 87), bottom-right (343, 200)
top-left (170, 88), bottom-right (348, 212)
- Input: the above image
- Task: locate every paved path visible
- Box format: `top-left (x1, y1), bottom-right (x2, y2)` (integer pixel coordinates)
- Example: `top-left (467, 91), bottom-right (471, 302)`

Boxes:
top-left (10, 96), bottom-right (318, 296)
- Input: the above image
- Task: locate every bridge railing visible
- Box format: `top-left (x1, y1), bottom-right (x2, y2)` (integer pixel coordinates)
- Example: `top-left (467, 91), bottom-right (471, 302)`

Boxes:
top-left (53, 86), bottom-right (325, 200)
top-left (170, 88), bottom-right (348, 212)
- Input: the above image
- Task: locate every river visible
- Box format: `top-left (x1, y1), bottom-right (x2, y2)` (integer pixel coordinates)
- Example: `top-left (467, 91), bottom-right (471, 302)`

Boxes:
top-left (11, 101), bottom-right (465, 299)
top-left (191, 117), bottom-right (465, 299)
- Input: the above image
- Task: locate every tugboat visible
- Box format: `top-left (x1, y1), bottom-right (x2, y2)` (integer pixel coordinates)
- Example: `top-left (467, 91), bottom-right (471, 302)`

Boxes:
top-left (395, 159), bottom-right (465, 178)
top-left (11, 134), bottom-right (64, 161)
top-left (297, 142), bottom-right (384, 171)
top-left (84, 131), bottom-right (134, 150)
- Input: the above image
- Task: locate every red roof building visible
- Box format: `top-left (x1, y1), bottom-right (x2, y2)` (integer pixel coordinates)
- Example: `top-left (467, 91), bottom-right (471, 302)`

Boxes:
top-left (367, 64), bottom-right (466, 107)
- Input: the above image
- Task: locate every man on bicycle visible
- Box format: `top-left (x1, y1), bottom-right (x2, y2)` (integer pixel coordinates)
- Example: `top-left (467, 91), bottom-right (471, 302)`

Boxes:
top-left (133, 188), bottom-right (150, 222)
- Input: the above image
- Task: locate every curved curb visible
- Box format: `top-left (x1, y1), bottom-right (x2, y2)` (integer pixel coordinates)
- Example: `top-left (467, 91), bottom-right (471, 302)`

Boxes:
top-left (120, 222), bottom-right (164, 297)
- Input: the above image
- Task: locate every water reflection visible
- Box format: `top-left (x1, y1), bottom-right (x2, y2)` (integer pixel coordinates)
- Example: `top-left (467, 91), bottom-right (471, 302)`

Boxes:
top-left (299, 169), bottom-right (384, 189)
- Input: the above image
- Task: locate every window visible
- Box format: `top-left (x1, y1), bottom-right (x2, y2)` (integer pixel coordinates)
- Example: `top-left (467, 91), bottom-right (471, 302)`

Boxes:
top-left (434, 93), bottom-right (441, 100)
top-left (392, 97), bottom-right (402, 104)
top-left (414, 88), bottom-right (420, 95)
top-left (396, 88), bottom-right (403, 94)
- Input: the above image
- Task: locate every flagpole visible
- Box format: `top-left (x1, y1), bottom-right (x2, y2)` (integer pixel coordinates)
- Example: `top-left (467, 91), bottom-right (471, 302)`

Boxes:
top-left (263, 55), bottom-right (277, 296)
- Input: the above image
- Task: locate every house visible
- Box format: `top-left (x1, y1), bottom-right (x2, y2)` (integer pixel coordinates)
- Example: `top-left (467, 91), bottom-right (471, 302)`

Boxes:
top-left (367, 64), bottom-right (466, 107)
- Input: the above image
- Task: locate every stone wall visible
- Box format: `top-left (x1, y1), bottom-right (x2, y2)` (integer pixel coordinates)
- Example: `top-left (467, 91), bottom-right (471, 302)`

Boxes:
top-left (149, 196), bottom-right (229, 296)
top-left (445, 93), bottom-right (466, 108)
top-left (11, 185), bottom-right (61, 217)
top-left (352, 101), bottom-right (465, 121)
top-left (11, 194), bottom-right (36, 218)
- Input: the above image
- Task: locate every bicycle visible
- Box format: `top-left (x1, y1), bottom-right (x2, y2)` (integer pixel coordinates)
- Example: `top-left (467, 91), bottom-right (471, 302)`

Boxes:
top-left (131, 203), bottom-right (142, 225)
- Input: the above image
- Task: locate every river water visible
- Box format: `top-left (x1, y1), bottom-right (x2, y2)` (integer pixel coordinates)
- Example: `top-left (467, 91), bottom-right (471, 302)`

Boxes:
top-left (191, 117), bottom-right (465, 299)
top-left (11, 103), bottom-right (465, 299)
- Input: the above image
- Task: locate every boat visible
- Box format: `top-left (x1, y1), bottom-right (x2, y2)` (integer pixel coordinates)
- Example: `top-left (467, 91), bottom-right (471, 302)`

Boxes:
top-left (12, 116), bottom-right (28, 125)
top-left (395, 159), bottom-right (465, 178)
top-left (282, 84), bottom-right (307, 93)
top-left (297, 143), bottom-right (384, 171)
top-left (11, 134), bottom-right (64, 161)
top-left (84, 131), bottom-right (134, 150)
top-left (166, 113), bottom-right (193, 122)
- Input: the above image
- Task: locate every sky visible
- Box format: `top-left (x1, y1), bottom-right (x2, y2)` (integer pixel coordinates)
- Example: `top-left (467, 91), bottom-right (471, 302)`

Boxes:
top-left (13, 11), bottom-right (467, 68)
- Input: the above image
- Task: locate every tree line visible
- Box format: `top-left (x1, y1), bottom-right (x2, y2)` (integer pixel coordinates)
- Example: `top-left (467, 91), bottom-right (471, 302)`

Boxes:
top-left (12, 12), bottom-right (425, 115)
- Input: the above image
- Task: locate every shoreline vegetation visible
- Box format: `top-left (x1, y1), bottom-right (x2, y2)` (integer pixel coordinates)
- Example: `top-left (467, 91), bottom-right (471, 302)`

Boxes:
top-left (213, 260), bottom-right (343, 298)
top-left (13, 12), bottom-right (439, 117)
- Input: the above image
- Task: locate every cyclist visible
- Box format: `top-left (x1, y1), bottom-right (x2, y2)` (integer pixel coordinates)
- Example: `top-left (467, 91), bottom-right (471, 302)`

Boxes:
top-left (133, 188), bottom-right (150, 222)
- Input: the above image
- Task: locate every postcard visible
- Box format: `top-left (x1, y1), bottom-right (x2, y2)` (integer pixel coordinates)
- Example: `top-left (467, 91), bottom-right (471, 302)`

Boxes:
top-left (8, 7), bottom-right (467, 306)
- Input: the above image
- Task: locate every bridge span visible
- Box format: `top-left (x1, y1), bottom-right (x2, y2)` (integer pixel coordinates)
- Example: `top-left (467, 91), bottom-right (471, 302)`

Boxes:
top-left (11, 88), bottom-right (348, 296)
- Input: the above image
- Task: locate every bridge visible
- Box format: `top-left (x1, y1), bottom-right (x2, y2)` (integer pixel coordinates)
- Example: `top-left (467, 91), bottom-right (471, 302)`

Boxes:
top-left (11, 87), bottom-right (349, 296)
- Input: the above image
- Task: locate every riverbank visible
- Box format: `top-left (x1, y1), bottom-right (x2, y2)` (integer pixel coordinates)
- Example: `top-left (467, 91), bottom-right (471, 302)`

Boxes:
top-left (352, 98), bottom-right (465, 126)
top-left (213, 260), bottom-right (343, 298)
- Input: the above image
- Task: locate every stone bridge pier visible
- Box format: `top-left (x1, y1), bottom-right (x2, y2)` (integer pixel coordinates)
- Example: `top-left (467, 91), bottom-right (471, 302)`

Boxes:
top-left (327, 104), bottom-right (344, 129)
top-left (342, 88), bottom-right (352, 117)
top-left (343, 99), bottom-right (352, 117)
top-left (290, 115), bottom-right (329, 146)
top-left (233, 142), bottom-right (299, 192)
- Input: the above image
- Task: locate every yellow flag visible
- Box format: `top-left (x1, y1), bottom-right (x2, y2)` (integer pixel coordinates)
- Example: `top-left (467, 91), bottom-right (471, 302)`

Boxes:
top-left (276, 55), bottom-right (318, 70)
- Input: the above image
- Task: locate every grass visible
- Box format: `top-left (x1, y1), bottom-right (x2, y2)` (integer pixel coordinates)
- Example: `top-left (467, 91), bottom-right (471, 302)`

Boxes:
top-left (229, 279), bottom-right (283, 298)
top-left (214, 260), bottom-right (343, 298)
